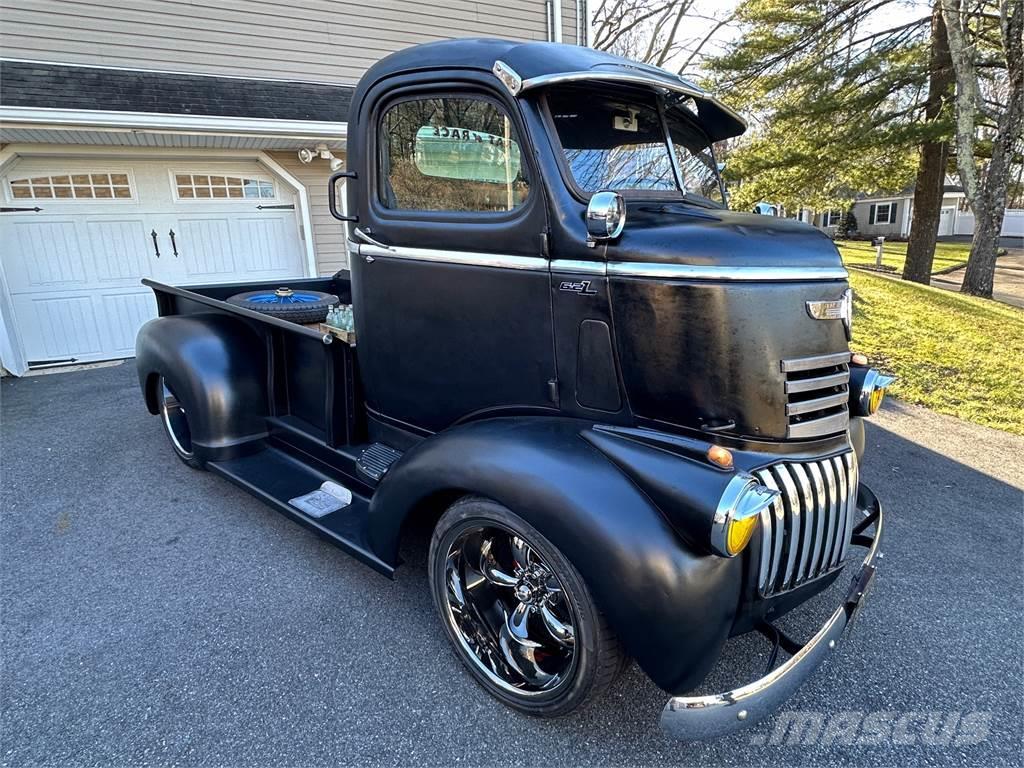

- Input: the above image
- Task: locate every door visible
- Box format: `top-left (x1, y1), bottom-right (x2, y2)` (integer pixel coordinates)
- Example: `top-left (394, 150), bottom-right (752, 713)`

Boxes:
top-left (938, 206), bottom-right (955, 237)
top-left (0, 158), bottom-right (306, 366)
top-left (351, 89), bottom-right (555, 433)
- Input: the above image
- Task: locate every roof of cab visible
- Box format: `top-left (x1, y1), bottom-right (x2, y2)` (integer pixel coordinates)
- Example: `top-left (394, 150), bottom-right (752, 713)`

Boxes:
top-left (351, 39), bottom-right (747, 142)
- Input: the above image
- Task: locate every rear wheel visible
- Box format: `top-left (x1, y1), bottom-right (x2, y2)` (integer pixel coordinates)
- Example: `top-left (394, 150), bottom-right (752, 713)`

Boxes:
top-left (158, 376), bottom-right (203, 470)
top-left (429, 497), bottom-right (623, 717)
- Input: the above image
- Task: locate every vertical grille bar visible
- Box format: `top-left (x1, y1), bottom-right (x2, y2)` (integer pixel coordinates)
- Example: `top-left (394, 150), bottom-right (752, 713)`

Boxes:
top-left (756, 451), bottom-right (860, 596)
top-left (841, 452), bottom-right (859, 562)
top-left (772, 464), bottom-right (802, 590)
top-left (820, 458), bottom-right (839, 567)
top-left (789, 463), bottom-right (815, 583)
top-left (830, 455), bottom-right (849, 567)
top-left (806, 462), bottom-right (828, 573)
top-left (755, 469), bottom-right (784, 592)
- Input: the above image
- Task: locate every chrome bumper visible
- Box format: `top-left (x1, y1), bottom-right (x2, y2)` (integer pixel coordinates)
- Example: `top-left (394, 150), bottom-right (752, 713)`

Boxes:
top-left (661, 486), bottom-right (883, 740)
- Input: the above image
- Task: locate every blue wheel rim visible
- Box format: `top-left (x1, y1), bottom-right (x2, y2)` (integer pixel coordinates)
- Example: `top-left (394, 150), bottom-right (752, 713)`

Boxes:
top-left (247, 292), bottom-right (323, 304)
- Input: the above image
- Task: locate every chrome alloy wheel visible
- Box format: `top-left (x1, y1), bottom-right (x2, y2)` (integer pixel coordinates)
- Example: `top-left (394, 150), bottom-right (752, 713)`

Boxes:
top-left (159, 377), bottom-right (194, 458)
top-left (442, 525), bottom-right (578, 696)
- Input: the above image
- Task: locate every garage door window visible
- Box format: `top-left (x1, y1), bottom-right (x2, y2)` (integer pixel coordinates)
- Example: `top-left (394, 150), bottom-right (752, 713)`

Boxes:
top-left (174, 174), bottom-right (276, 200)
top-left (8, 173), bottom-right (133, 200)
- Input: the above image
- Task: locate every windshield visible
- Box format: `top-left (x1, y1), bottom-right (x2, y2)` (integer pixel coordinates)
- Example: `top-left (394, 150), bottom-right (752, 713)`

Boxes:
top-left (546, 86), bottom-right (725, 206)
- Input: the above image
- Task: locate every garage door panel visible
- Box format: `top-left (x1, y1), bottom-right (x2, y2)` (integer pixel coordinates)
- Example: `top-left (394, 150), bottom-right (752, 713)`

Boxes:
top-left (13, 293), bottom-right (104, 361)
top-left (96, 290), bottom-right (158, 354)
top-left (230, 216), bottom-right (303, 275)
top-left (177, 217), bottom-right (237, 279)
top-left (84, 219), bottom-right (154, 283)
top-left (3, 220), bottom-right (87, 291)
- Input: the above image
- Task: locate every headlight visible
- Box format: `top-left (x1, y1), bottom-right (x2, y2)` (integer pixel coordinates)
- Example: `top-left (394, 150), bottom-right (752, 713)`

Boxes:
top-left (710, 474), bottom-right (779, 557)
top-left (851, 367), bottom-right (896, 416)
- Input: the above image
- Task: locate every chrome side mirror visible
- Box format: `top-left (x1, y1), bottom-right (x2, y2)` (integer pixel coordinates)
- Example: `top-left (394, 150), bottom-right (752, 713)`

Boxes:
top-left (586, 191), bottom-right (626, 245)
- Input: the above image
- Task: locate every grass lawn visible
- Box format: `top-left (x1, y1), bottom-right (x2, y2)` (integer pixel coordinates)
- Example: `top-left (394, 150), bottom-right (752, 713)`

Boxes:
top-left (837, 239), bottom-right (970, 274)
top-left (849, 269), bottom-right (1024, 436)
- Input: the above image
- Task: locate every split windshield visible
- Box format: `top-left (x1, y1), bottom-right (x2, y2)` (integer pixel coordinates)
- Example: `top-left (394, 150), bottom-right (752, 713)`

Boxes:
top-left (546, 86), bottom-right (725, 206)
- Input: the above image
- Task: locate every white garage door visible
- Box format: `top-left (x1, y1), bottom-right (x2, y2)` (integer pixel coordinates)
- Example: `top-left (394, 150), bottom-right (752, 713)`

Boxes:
top-left (0, 158), bottom-right (306, 366)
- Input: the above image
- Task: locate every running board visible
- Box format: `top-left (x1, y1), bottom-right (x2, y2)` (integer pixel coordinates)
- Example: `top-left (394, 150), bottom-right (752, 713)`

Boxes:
top-left (208, 447), bottom-right (395, 578)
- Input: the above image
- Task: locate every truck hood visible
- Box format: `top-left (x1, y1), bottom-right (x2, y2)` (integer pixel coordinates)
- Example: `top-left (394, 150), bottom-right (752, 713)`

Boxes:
top-left (608, 204), bottom-right (844, 271)
top-left (603, 204), bottom-right (852, 441)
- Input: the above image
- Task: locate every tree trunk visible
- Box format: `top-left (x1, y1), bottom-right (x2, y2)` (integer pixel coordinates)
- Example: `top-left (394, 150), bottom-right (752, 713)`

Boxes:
top-left (903, 3), bottom-right (954, 284)
top-left (959, 9), bottom-right (1024, 296)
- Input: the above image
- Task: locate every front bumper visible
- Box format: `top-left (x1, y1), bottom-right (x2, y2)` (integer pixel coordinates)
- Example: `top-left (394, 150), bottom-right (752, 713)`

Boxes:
top-left (660, 484), bottom-right (883, 740)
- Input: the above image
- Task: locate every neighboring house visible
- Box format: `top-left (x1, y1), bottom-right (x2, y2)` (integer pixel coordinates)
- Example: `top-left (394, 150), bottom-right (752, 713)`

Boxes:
top-left (0, 0), bottom-right (585, 375)
top-left (813, 183), bottom-right (1024, 239)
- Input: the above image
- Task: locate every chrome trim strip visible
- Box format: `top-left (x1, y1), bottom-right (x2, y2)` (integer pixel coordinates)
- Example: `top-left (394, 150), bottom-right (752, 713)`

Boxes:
top-left (780, 351), bottom-right (852, 372)
top-left (786, 390), bottom-right (849, 416)
top-left (758, 502), bottom-right (773, 594)
top-left (517, 70), bottom-right (748, 128)
top-left (789, 463), bottom-right (815, 583)
top-left (357, 243), bottom-right (549, 272)
top-left (608, 262), bottom-right (849, 282)
top-left (661, 492), bottom-right (883, 739)
top-left (784, 371), bottom-right (849, 394)
top-left (786, 410), bottom-right (849, 439)
top-left (550, 259), bottom-right (607, 276)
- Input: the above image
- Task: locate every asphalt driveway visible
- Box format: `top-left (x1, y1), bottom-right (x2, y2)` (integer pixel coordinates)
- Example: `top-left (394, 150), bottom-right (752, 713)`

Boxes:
top-left (2, 363), bottom-right (1022, 767)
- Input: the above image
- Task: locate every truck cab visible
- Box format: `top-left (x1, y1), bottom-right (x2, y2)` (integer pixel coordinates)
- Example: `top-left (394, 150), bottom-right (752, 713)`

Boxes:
top-left (136, 39), bottom-right (891, 738)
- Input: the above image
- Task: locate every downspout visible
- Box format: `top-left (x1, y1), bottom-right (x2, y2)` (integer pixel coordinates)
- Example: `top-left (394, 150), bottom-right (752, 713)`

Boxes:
top-left (552, 0), bottom-right (563, 42)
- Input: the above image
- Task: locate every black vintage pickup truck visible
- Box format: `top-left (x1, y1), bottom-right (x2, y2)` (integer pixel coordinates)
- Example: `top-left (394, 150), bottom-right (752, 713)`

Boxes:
top-left (136, 39), bottom-right (892, 739)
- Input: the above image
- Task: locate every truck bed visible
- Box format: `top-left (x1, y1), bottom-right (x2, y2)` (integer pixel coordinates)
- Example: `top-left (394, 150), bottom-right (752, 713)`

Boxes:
top-left (143, 273), bottom-right (397, 577)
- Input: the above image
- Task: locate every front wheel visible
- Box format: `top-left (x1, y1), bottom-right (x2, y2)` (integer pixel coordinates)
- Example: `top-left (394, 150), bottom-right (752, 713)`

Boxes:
top-left (428, 497), bottom-right (623, 717)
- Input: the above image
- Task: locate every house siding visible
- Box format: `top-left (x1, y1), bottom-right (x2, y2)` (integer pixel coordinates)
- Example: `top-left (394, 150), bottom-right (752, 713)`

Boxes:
top-left (0, 0), bottom-right (575, 85)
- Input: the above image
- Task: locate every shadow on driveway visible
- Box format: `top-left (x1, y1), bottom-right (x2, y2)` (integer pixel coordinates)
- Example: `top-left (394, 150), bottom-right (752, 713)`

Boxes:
top-left (1, 363), bottom-right (1021, 766)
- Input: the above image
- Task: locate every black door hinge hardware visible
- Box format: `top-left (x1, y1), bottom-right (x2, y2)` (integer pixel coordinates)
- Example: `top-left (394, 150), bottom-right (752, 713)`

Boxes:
top-left (1, 206), bottom-right (42, 213)
top-left (256, 204), bottom-right (295, 210)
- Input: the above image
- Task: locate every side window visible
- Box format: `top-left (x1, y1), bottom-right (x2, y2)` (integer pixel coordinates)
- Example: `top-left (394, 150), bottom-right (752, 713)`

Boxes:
top-left (379, 96), bottom-right (529, 213)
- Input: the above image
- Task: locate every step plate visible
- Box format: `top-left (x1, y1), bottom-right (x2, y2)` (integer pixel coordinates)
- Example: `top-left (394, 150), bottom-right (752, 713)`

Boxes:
top-left (357, 443), bottom-right (403, 482)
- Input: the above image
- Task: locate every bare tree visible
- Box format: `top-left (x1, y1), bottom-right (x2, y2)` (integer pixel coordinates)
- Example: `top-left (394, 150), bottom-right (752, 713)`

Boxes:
top-left (592, 0), bottom-right (736, 77)
top-left (942, 0), bottom-right (1024, 297)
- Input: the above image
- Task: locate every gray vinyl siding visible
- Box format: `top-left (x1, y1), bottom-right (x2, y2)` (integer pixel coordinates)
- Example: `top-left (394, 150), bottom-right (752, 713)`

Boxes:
top-left (267, 151), bottom-right (348, 275)
top-left (850, 199), bottom-right (906, 238)
top-left (0, 0), bottom-right (575, 85)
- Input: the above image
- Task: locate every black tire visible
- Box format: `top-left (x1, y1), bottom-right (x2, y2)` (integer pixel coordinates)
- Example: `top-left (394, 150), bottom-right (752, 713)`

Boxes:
top-left (429, 496), bottom-right (624, 717)
top-left (226, 289), bottom-right (339, 324)
top-left (157, 375), bottom-right (205, 470)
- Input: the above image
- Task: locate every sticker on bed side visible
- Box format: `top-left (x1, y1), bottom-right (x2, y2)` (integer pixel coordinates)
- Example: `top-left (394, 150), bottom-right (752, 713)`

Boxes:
top-left (289, 481), bottom-right (353, 518)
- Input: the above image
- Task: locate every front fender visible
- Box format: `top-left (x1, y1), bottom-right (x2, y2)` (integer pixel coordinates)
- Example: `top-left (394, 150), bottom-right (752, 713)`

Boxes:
top-left (367, 417), bottom-right (744, 694)
top-left (136, 313), bottom-right (268, 462)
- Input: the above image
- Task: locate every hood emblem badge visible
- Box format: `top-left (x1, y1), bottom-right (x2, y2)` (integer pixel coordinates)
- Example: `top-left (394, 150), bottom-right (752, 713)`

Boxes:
top-left (806, 288), bottom-right (853, 338)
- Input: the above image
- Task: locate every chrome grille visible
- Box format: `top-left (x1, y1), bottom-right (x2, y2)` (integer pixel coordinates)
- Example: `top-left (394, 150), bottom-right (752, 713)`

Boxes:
top-left (755, 452), bottom-right (859, 595)
top-left (781, 352), bottom-right (852, 439)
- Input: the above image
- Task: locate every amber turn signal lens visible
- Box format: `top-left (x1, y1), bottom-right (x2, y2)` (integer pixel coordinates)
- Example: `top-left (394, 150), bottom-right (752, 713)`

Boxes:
top-left (852, 353), bottom-right (868, 366)
top-left (706, 445), bottom-right (734, 469)
top-left (868, 386), bottom-right (886, 414)
top-left (726, 514), bottom-right (759, 556)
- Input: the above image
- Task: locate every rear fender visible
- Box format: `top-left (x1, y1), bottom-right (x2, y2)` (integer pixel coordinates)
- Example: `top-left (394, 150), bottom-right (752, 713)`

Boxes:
top-left (136, 314), bottom-right (268, 462)
top-left (367, 417), bottom-right (744, 694)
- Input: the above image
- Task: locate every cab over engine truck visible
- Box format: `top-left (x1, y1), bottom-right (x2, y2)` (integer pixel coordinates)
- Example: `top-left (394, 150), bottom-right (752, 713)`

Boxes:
top-left (136, 39), bottom-right (893, 738)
